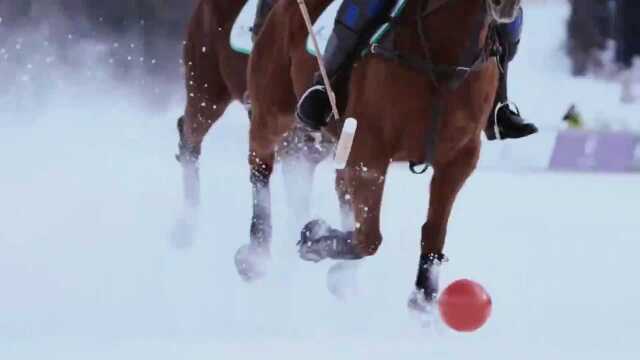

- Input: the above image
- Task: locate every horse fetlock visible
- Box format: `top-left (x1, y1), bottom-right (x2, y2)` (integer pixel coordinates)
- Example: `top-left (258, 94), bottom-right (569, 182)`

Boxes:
top-left (409, 253), bottom-right (448, 314)
top-left (175, 115), bottom-right (201, 165)
top-left (407, 289), bottom-right (446, 332)
top-left (408, 288), bottom-right (438, 315)
top-left (250, 167), bottom-right (271, 187)
top-left (176, 145), bottom-right (200, 165)
top-left (176, 142), bottom-right (200, 165)
top-left (250, 216), bottom-right (272, 246)
top-left (413, 253), bottom-right (448, 306)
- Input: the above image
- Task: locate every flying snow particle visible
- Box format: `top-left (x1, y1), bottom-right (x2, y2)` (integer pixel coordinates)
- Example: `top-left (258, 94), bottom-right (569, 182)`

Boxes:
top-left (202, 46), bottom-right (207, 53)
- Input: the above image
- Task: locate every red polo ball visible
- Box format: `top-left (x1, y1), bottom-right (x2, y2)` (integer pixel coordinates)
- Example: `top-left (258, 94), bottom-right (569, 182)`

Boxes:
top-left (438, 279), bottom-right (492, 332)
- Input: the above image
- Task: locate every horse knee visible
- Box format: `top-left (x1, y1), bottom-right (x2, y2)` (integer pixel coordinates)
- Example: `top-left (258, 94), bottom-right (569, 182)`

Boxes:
top-left (249, 151), bottom-right (274, 187)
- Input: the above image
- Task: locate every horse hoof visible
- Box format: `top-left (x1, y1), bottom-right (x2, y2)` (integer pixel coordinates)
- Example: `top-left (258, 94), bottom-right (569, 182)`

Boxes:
top-left (234, 244), bottom-right (270, 282)
top-left (300, 219), bottom-right (331, 243)
top-left (298, 219), bottom-right (331, 262)
top-left (170, 217), bottom-right (196, 249)
top-left (298, 219), bottom-right (358, 262)
top-left (408, 289), bottom-right (437, 315)
top-left (326, 261), bottom-right (360, 300)
top-left (408, 289), bottom-right (445, 331)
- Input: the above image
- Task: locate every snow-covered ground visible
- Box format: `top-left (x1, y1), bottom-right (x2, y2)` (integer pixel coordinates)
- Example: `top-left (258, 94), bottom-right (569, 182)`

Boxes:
top-left (1, 2), bottom-right (639, 359)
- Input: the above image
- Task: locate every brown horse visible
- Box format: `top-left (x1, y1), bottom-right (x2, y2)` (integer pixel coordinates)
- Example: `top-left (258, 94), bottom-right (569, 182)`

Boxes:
top-left (173, 0), bottom-right (330, 249)
top-left (172, 0), bottom-right (253, 246)
top-left (242, 0), bottom-right (521, 310)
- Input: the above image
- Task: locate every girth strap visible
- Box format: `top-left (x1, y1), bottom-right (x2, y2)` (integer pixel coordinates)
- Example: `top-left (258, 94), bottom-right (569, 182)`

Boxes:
top-left (370, 43), bottom-right (491, 89)
top-left (409, 94), bottom-right (443, 174)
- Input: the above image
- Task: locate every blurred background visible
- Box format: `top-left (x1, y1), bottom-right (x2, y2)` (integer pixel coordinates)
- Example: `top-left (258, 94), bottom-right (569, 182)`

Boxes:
top-left (0, 0), bottom-right (196, 76)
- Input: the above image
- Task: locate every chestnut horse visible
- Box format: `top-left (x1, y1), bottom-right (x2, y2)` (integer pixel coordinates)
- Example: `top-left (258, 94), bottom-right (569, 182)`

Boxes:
top-left (173, 0), bottom-right (333, 249)
top-left (175, 0), bottom-right (248, 207)
top-left (173, 0), bottom-right (260, 246)
top-left (242, 0), bottom-right (521, 311)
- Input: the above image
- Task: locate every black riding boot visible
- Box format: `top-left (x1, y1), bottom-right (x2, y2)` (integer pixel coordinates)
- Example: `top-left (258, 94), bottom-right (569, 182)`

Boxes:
top-left (485, 62), bottom-right (539, 140)
top-left (408, 253), bottom-right (446, 312)
top-left (296, 0), bottom-right (395, 130)
top-left (485, 8), bottom-right (538, 140)
top-left (252, 0), bottom-right (275, 40)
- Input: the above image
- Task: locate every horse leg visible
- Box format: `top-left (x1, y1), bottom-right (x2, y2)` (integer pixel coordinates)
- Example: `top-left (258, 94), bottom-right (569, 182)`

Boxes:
top-left (408, 140), bottom-right (481, 314)
top-left (326, 168), bottom-right (361, 299)
top-left (298, 155), bottom-right (389, 264)
top-left (172, 77), bottom-right (231, 248)
top-left (234, 115), bottom-right (277, 282)
top-left (335, 169), bottom-right (355, 231)
top-left (279, 123), bottom-right (335, 229)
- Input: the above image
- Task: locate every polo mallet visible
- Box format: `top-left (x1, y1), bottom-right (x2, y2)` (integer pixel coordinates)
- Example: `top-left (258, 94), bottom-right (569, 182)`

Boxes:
top-left (296, 0), bottom-right (357, 169)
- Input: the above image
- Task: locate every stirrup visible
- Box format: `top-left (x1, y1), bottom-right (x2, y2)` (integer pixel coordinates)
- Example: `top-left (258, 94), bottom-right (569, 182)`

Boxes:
top-left (493, 100), bottom-right (520, 141)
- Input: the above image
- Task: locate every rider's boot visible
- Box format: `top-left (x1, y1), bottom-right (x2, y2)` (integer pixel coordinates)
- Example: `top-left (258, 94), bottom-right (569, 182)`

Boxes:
top-left (485, 62), bottom-right (539, 140)
top-left (485, 7), bottom-right (538, 140)
top-left (296, 0), bottom-right (395, 130)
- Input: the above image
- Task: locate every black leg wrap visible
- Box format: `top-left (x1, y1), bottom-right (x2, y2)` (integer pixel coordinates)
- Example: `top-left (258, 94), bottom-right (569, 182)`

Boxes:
top-left (175, 116), bottom-right (200, 164)
top-left (250, 166), bottom-right (270, 188)
top-left (297, 220), bottom-right (363, 262)
top-left (250, 201), bottom-right (271, 247)
top-left (408, 253), bottom-right (447, 313)
top-left (415, 253), bottom-right (447, 302)
top-left (250, 164), bottom-right (272, 247)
